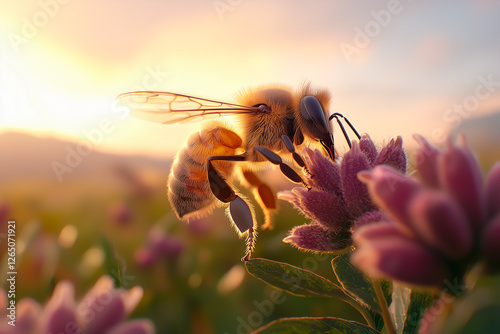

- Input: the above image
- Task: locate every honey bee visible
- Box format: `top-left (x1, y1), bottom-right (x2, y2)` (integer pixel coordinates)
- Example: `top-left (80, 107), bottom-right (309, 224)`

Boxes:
top-left (117, 84), bottom-right (360, 261)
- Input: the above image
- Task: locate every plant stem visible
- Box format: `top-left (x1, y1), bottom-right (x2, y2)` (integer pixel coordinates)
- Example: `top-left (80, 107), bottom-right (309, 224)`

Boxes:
top-left (373, 279), bottom-right (396, 334)
top-left (343, 295), bottom-right (376, 329)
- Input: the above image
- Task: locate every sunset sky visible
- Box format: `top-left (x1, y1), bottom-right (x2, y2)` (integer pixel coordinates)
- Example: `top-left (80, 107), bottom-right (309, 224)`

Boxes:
top-left (1, 0), bottom-right (500, 157)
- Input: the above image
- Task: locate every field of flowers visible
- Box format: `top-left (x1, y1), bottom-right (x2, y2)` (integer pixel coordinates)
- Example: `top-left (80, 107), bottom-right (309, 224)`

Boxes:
top-left (1, 132), bottom-right (499, 334)
top-left (0, 141), bottom-right (363, 333)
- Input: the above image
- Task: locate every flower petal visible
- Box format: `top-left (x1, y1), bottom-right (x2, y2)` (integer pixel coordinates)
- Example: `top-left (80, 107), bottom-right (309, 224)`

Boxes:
top-left (284, 224), bottom-right (352, 253)
top-left (353, 221), bottom-right (410, 244)
top-left (358, 166), bottom-right (422, 234)
top-left (277, 190), bottom-right (300, 207)
top-left (352, 210), bottom-right (384, 229)
top-left (78, 276), bottom-right (124, 333)
top-left (106, 319), bottom-right (156, 334)
top-left (121, 286), bottom-right (144, 317)
top-left (82, 292), bottom-right (126, 334)
top-left (413, 134), bottom-right (441, 187)
top-left (409, 190), bottom-right (473, 259)
top-left (351, 237), bottom-right (449, 287)
top-left (341, 141), bottom-right (374, 215)
top-left (17, 299), bottom-right (42, 334)
top-left (438, 137), bottom-right (485, 230)
top-left (303, 148), bottom-right (342, 196)
top-left (481, 214), bottom-right (500, 265)
top-left (290, 188), bottom-right (350, 231)
top-left (42, 281), bottom-right (78, 334)
top-left (486, 162), bottom-right (500, 218)
top-left (359, 133), bottom-right (378, 165)
top-left (375, 136), bottom-right (406, 173)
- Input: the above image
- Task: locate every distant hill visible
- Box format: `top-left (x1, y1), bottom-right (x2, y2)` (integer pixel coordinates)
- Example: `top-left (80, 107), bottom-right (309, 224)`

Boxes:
top-left (0, 131), bottom-right (172, 186)
top-left (451, 111), bottom-right (500, 172)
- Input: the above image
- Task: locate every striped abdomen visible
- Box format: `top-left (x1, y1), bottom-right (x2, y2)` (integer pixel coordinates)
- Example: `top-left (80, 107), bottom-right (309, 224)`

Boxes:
top-left (167, 124), bottom-right (243, 221)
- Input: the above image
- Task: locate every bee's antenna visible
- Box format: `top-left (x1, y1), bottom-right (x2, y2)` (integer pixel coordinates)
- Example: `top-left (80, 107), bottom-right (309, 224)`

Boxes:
top-left (329, 113), bottom-right (361, 148)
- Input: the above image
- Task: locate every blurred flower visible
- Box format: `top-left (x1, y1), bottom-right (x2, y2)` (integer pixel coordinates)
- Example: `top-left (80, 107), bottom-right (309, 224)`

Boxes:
top-left (134, 226), bottom-right (184, 267)
top-left (418, 293), bottom-right (454, 334)
top-left (279, 134), bottom-right (406, 253)
top-left (108, 201), bottom-right (133, 225)
top-left (134, 247), bottom-right (157, 268)
top-left (22, 231), bottom-right (60, 287)
top-left (0, 200), bottom-right (10, 232)
top-left (186, 216), bottom-right (210, 235)
top-left (0, 276), bottom-right (155, 334)
top-left (0, 200), bottom-right (9, 221)
top-left (352, 135), bottom-right (500, 288)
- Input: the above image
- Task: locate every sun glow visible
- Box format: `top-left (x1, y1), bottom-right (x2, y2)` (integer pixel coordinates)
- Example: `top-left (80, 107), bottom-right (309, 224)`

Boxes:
top-left (1, 1), bottom-right (500, 158)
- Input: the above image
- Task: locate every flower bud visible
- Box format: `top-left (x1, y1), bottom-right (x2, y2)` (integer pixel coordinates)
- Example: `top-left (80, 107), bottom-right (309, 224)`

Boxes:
top-left (481, 215), bottom-right (500, 265)
top-left (303, 148), bottom-right (341, 196)
top-left (486, 162), bottom-right (500, 219)
top-left (439, 138), bottom-right (485, 230)
top-left (358, 166), bottom-right (421, 234)
top-left (375, 136), bottom-right (406, 173)
top-left (284, 224), bottom-right (352, 253)
top-left (359, 133), bottom-right (377, 165)
top-left (409, 190), bottom-right (473, 259)
top-left (351, 238), bottom-right (449, 287)
top-left (341, 142), bottom-right (373, 215)
top-left (413, 134), bottom-right (441, 187)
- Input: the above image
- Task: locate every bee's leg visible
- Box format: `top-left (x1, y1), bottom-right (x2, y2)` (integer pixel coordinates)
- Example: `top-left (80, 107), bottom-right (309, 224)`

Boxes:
top-left (281, 135), bottom-right (312, 177)
top-left (329, 113), bottom-right (361, 148)
top-left (207, 155), bottom-right (256, 261)
top-left (241, 226), bottom-right (256, 262)
top-left (206, 155), bottom-right (245, 203)
top-left (241, 169), bottom-right (276, 230)
top-left (254, 146), bottom-right (311, 191)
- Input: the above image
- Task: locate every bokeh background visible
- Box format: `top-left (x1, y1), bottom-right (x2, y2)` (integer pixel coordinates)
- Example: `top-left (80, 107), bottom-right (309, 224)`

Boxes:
top-left (1, 0), bottom-right (500, 333)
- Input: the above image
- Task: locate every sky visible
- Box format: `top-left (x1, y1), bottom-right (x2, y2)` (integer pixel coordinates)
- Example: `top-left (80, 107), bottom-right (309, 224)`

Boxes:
top-left (1, 0), bottom-right (500, 157)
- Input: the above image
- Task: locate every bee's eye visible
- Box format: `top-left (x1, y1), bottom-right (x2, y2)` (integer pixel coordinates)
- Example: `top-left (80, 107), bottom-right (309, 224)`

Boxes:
top-left (300, 96), bottom-right (329, 134)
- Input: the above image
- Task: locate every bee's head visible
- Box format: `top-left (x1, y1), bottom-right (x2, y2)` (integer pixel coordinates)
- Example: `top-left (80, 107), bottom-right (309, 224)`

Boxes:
top-left (299, 95), bottom-right (335, 160)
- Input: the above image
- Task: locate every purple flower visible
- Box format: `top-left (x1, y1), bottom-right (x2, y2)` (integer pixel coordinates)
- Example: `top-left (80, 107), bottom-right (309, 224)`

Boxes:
top-left (0, 200), bottom-right (10, 236)
top-left (351, 135), bottom-right (500, 288)
top-left (0, 276), bottom-right (155, 334)
top-left (108, 202), bottom-right (133, 226)
top-left (134, 226), bottom-right (184, 267)
top-left (280, 134), bottom-right (406, 253)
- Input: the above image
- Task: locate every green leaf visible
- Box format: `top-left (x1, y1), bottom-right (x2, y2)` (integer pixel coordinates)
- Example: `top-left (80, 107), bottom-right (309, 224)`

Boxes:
top-left (254, 317), bottom-right (380, 334)
top-left (101, 238), bottom-right (125, 287)
top-left (389, 283), bottom-right (411, 333)
top-left (402, 290), bottom-right (434, 334)
top-left (245, 258), bottom-right (345, 299)
top-left (331, 253), bottom-right (381, 313)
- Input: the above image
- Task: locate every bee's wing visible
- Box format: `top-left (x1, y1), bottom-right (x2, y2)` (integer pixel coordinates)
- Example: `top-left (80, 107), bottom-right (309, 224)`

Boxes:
top-left (116, 91), bottom-right (262, 124)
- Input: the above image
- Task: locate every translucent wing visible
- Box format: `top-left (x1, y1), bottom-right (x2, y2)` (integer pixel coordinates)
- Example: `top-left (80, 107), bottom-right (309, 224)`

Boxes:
top-left (116, 91), bottom-right (264, 124)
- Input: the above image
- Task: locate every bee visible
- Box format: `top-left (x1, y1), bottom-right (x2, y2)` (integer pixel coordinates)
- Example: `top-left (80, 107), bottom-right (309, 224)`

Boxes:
top-left (117, 84), bottom-right (360, 261)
